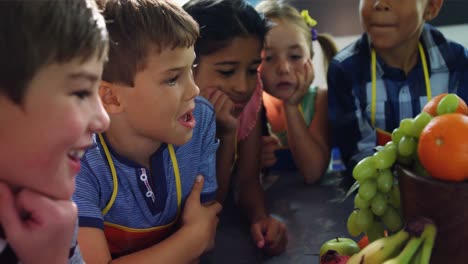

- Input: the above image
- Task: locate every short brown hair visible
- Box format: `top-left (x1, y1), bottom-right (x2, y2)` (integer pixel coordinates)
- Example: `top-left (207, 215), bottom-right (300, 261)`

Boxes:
top-left (98, 0), bottom-right (200, 86)
top-left (0, 0), bottom-right (108, 104)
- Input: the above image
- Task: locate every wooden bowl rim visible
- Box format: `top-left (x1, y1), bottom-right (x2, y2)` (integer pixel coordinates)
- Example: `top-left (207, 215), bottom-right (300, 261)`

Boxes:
top-left (396, 165), bottom-right (468, 187)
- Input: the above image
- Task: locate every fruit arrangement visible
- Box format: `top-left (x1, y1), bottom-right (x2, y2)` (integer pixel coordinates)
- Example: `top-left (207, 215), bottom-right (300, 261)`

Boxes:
top-left (319, 218), bottom-right (437, 264)
top-left (316, 93), bottom-right (468, 263)
top-left (346, 218), bottom-right (437, 264)
top-left (346, 93), bottom-right (468, 244)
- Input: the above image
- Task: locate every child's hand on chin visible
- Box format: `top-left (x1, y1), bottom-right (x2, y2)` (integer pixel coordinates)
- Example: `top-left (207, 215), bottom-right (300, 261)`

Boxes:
top-left (285, 58), bottom-right (314, 106)
top-left (201, 88), bottom-right (238, 135)
top-left (0, 182), bottom-right (77, 264)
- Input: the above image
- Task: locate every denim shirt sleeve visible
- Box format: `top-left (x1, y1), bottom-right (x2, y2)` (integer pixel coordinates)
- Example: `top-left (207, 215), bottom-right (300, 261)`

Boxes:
top-left (451, 41), bottom-right (468, 100)
top-left (328, 59), bottom-right (375, 177)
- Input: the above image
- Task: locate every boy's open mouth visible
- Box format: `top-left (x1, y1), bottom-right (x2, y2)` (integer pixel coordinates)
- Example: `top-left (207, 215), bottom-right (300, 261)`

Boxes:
top-left (68, 149), bottom-right (85, 160)
top-left (178, 110), bottom-right (196, 129)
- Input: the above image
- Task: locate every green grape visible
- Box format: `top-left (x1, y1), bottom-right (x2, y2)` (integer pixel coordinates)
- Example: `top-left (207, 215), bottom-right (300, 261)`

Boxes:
top-left (399, 118), bottom-right (414, 136)
top-left (354, 193), bottom-right (370, 209)
top-left (398, 136), bottom-right (416, 157)
top-left (366, 220), bottom-right (385, 243)
top-left (389, 183), bottom-right (401, 209)
top-left (371, 192), bottom-right (388, 216)
top-left (358, 180), bottom-right (377, 201)
top-left (377, 169), bottom-right (393, 193)
top-left (384, 141), bottom-right (397, 153)
top-left (436, 93), bottom-right (459, 115)
top-left (391, 128), bottom-right (404, 145)
top-left (382, 206), bottom-right (402, 232)
top-left (347, 210), bottom-right (362, 237)
top-left (411, 112), bottom-right (432, 137)
top-left (373, 148), bottom-right (397, 170)
top-left (352, 156), bottom-right (377, 181)
top-left (355, 208), bottom-right (374, 232)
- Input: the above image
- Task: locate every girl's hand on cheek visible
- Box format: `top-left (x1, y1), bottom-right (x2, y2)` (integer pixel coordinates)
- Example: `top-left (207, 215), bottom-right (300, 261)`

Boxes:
top-left (0, 182), bottom-right (77, 264)
top-left (202, 88), bottom-right (237, 135)
top-left (285, 58), bottom-right (313, 106)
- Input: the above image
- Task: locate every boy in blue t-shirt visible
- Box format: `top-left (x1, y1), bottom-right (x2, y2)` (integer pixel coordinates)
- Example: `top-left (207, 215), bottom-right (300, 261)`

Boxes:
top-left (72, 0), bottom-right (222, 262)
top-left (0, 0), bottom-right (109, 263)
top-left (328, 0), bottom-right (468, 178)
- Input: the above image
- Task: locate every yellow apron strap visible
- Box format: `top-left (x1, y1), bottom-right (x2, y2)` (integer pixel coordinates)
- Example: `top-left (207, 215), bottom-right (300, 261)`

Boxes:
top-left (371, 49), bottom-right (378, 127)
top-left (371, 43), bottom-right (432, 128)
top-left (99, 133), bottom-right (118, 216)
top-left (98, 134), bottom-right (181, 217)
top-left (167, 144), bottom-right (182, 215)
top-left (419, 43), bottom-right (432, 101)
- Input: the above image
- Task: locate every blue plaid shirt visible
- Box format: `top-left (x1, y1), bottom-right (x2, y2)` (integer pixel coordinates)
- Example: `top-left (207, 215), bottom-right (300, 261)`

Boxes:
top-left (328, 24), bottom-right (468, 176)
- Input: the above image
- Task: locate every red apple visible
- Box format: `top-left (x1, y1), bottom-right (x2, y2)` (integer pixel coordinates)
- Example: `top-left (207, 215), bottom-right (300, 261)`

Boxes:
top-left (320, 250), bottom-right (351, 264)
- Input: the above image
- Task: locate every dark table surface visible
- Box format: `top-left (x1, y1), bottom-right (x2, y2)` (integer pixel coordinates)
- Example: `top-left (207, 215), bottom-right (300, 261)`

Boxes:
top-left (202, 170), bottom-right (355, 264)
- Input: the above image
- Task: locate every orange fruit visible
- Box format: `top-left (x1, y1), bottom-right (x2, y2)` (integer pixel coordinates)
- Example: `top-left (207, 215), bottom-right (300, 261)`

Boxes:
top-left (422, 93), bottom-right (468, 116)
top-left (418, 113), bottom-right (468, 181)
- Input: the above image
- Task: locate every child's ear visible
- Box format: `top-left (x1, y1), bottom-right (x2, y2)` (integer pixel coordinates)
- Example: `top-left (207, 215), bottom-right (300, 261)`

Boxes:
top-left (99, 81), bottom-right (122, 114)
top-left (424, 0), bottom-right (444, 21)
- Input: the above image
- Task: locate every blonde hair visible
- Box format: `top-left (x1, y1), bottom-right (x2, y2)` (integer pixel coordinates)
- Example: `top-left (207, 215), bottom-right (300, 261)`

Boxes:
top-left (256, 0), bottom-right (338, 72)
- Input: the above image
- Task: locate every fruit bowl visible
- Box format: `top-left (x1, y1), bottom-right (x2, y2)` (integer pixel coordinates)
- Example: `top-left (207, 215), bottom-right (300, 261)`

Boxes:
top-left (397, 165), bottom-right (468, 263)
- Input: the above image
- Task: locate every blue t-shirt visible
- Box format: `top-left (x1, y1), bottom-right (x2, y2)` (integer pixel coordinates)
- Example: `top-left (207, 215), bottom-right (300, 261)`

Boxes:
top-left (73, 96), bottom-right (219, 230)
top-left (328, 23), bottom-right (468, 175)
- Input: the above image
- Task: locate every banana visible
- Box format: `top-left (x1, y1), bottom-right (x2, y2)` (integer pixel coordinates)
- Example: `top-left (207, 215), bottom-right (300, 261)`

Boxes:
top-left (347, 228), bottom-right (409, 264)
top-left (410, 246), bottom-right (422, 264)
top-left (419, 222), bottom-right (437, 264)
top-left (382, 236), bottom-right (423, 264)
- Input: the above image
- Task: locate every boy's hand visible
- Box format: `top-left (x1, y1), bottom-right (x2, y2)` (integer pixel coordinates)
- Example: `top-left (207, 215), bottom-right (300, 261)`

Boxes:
top-left (261, 135), bottom-right (280, 168)
top-left (250, 216), bottom-right (288, 256)
top-left (201, 89), bottom-right (237, 135)
top-left (182, 176), bottom-right (222, 252)
top-left (285, 58), bottom-right (313, 106)
top-left (0, 182), bottom-right (77, 264)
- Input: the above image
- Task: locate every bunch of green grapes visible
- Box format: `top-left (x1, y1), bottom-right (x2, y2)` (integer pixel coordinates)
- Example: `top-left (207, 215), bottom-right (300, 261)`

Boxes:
top-left (346, 111), bottom-right (433, 242)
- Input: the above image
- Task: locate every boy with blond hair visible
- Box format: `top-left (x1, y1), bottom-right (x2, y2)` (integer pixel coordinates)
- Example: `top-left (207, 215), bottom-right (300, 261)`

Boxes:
top-left (72, 0), bottom-right (221, 262)
top-left (0, 0), bottom-right (110, 263)
top-left (328, 0), bottom-right (468, 178)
